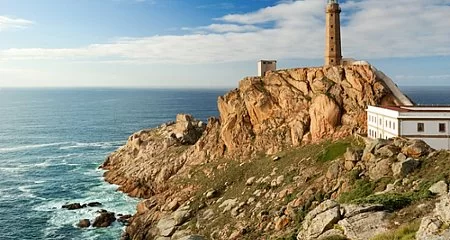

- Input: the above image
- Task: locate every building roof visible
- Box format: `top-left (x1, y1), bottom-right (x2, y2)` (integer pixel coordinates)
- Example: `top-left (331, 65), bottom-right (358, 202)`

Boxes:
top-left (372, 105), bottom-right (450, 113)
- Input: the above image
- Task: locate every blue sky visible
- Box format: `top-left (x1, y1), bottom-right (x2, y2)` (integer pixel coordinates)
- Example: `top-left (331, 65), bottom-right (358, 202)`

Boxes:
top-left (0, 0), bottom-right (449, 88)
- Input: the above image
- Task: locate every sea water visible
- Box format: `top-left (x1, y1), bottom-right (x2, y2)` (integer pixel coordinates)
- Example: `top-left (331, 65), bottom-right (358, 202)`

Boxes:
top-left (0, 88), bottom-right (225, 240)
top-left (0, 86), bottom-right (448, 240)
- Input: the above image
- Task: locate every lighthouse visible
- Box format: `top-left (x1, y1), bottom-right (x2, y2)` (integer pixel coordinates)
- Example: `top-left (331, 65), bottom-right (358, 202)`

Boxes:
top-left (325, 0), bottom-right (342, 66)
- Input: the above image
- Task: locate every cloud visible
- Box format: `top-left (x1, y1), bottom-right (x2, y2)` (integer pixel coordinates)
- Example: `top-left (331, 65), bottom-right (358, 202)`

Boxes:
top-left (182, 24), bottom-right (261, 33)
top-left (0, 16), bottom-right (34, 31)
top-left (1, 0), bottom-right (450, 63)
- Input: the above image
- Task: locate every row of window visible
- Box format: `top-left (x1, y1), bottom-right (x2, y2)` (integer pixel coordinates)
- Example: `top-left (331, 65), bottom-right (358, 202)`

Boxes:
top-left (368, 115), bottom-right (396, 130)
top-left (368, 129), bottom-right (390, 140)
top-left (417, 123), bottom-right (446, 133)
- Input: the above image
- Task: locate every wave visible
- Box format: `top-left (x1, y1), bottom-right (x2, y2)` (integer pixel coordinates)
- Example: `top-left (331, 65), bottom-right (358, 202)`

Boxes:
top-left (0, 140), bottom-right (124, 153)
top-left (0, 142), bottom-right (71, 153)
top-left (59, 141), bottom-right (125, 150)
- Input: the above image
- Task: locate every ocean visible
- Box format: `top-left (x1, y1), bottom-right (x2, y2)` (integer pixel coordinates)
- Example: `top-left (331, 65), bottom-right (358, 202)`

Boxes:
top-left (0, 86), bottom-right (448, 240)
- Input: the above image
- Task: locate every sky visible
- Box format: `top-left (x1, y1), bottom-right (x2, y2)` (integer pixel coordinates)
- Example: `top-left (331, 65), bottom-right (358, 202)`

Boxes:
top-left (0, 0), bottom-right (449, 88)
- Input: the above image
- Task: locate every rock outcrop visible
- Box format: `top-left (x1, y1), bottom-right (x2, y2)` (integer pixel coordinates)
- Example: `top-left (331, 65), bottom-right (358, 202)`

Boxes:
top-left (100, 64), bottom-right (424, 240)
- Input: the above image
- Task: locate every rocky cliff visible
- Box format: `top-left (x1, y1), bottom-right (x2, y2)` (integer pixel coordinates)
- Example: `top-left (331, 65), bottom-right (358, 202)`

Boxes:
top-left (99, 64), bottom-right (444, 240)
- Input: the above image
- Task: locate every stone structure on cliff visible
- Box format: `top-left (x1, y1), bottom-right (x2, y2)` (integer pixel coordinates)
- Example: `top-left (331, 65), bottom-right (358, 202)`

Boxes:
top-left (325, 0), bottom-right (342, 66)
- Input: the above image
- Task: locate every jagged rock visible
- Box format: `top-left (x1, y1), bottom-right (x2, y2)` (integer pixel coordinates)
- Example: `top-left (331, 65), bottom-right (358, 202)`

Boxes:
top-left (176, 235), bottom-right (207, 240)
top-left (205, 189), bottom-right (218, 199)
top-left (341, 204), bottom-right (385, 218)
top-left (274, 216), bottom-right (290, 231)
top-left (416, 216), bottom-right (450, 240)
top-left (297, 200), bottom-right (341, 240)
top-left (326, 162), bottom-right (341, 179)
top-left (375, 145), bottom-right (399, 158)
top-left (429, 181), bottom-right (448, 196)
top-left (368, 158), bottom-right (393, 180)
top-left (77, 219), bottom-right (91, 228)
top-left (219, 198), bottom-right (238, 212)
top-left (87, 202), bottom-right (102, 207)
top-left (246, 177), bottom-right (256, 186)
top-left (92, 211), bottom-right (116, 228)
top-left (172, 206), bottom-right (191, 225)
top-left (156, 215), bottom-right (177, 237)
top-left (338, 211), bottom-right (390, 240)
top-left (62, 203), bottom-right (85, 210)
top-left (317, 229), bottom-right (347, 240)
top-left (136, 198), bottom-right (158, 214)
top-left (309, 94), bottom-right (341, 141)
top-left (435, 195), bottom-right (450, 223)
top-left (391, 158), bottom-right (420, 177)
top-left (402, 139), bottom-right (432, 158)
top-left (397, 153), bottom-right (407, 162)
top-left (166, 199), bottom-right (180, 211)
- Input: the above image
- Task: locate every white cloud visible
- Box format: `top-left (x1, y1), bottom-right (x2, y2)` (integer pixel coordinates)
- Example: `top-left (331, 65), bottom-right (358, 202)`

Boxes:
top-left (1, 0), bottom-right (450, 63)
top-left (182, 24), bottom-right (261, 33)
top-left (0, 16), bottom-right (34, 31)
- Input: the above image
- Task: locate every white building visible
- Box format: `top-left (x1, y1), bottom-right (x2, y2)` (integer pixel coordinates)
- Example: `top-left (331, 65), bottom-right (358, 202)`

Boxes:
top-left (367, 105), bottom-right (450, 150)
top-left (258, 60), bottom-right (277, 77)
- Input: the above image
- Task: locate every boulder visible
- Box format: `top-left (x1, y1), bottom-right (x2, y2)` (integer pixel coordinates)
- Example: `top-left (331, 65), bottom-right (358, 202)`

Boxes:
top-left (429, 181), bottom-right (448, 196)
top-left (177, 235), bottom-right (207, 240)
top-left (402, 139), bottom-right (431, 158)
top-left (375, 145), bottom-right (399, 158)
top-left (246, 177), bottom-right (256, 186)
top-left (338, 211), bottom-right (389, 240)
top-left (368, 158), bottom-right (393, 180)
top-left (416, 216), bottom-right (449, 240)
top-left (156, 215), bottom-right (177, 237)
top-left (87, 202), bottom-right (102, 207)
top-left (309, 94), bottom-right (341, 141)
top-left (297, 200), bottom-right (341, 240)
top-left (92, 211), bottom-right (116, 228)
top-left (136, 198), bottom-right (158, 214)
top-left (391, 158), bottom-right (420, 177)
top-left (341, 204), bottom-right (385, 218)
top-left (435, 195), bottom-right (450, 223)
top-left (317, 229), bottom-right (347, 240)
top-left (77, 219), bottom-right (91, 228)
top-left (219, 198), bottom-right (238, 212)
top-left (62, 203), bottom-right (85, 210)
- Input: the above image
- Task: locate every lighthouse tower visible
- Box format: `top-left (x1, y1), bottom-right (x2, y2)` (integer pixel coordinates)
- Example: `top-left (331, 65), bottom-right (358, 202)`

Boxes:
top-left (325, 0), bottom-right (342, 66)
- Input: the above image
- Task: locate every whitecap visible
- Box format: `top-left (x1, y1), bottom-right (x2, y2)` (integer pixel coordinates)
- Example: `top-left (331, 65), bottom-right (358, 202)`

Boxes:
top-left (59, 141), bottom-right (125, 150)
top-left (0, 142), bottom-right (71, 153)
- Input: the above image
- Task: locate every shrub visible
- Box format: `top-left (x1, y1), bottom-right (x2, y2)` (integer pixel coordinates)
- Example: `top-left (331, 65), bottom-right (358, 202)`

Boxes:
top-left (339, 179), bottom-right (375, 203)
top-left (352, 193), bottom-right (412, 211)
top-left (370, 221), bottom-right (420, 240)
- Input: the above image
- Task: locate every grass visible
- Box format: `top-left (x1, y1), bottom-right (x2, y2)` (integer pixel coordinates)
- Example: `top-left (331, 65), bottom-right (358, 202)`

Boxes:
top-left (339, 179), bottom-right (375, 203)
top-left (370, 221), bottom-right (420, 240)
top-left (173, 137), bottom-right (360, 239)
top-left (317, 141), bottom-right (351, 163)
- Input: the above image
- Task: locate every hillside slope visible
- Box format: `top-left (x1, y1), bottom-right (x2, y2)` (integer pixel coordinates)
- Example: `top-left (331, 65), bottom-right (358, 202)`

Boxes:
top-left (99, 64), bottom-right (430, 239)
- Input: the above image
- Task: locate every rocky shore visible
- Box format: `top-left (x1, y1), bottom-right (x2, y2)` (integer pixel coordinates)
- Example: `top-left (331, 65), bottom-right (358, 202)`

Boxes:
top-left (99, 65), bottom-right (450, 239)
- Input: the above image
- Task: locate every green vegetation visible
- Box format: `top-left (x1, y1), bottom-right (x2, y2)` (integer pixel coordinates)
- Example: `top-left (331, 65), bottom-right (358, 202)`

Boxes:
top-left (317, 141), bottom-right (351, 163)
top-left (339, 179), bottom-right (375, 203)
top-left (339, 177), bottom-right (433, 211)
top-left (370, 221), bottom-right (420, 240)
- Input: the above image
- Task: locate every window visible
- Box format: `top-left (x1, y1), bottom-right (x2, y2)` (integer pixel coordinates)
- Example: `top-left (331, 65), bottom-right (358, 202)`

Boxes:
top-left (331, 14), bottom-right (334, 17)
top-left (389, 121), bottom-right (392, 129)
top-left (393, 122), bottom-right (396, 130)
top-left (439, 123), bottom-right (446, 133)
top-left (331, 48), bottom-right (334, 51)
top-left (379, 118), bottom-right (382, 125)
top-left (331, 37), bottom-right (334, 40)
top-left (331, 59), bottom-right (334, 63)
top-left (386, 120), bottom-right (388, 127)
top-left (417, 123), bottom-right (424, 132)
top-left (331, 25), bottom-right (334, 28)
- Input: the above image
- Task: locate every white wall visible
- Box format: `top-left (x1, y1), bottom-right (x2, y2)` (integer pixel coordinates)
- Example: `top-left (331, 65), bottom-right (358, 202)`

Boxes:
top-left (400, 120), bottom-right (450, 136)
top-left (367, 111), bottom-right (399, 140)
top-left (258, 61), bottom-right (276, 77)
